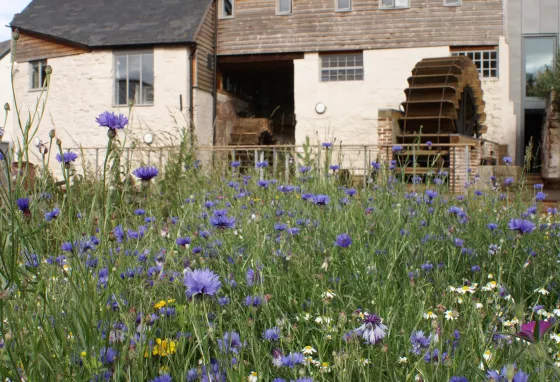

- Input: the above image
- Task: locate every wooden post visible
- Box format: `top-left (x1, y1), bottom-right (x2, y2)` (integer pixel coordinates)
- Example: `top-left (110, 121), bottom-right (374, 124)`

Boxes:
top-left (273, 148), bottom-right (278, 177)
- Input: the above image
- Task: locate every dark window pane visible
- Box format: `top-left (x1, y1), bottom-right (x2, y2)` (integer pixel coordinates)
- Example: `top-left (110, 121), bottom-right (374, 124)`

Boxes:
top-left (491, 51), bottom-right (497, 59)
top-left (142, 53), bottom-right (154, 104)
top-left (490, 70), bottom-right (497, 77)
top-left (338, 0), bottom-right (351, 9)
top-left (490, 60), bottom-right (497, 69)
top-left (224, 0), bottom-right (233, 16)
top-left (32, 63), bottom-right (40, 89)
top-left (128, 54), bottom-right (141, 103)
top-left (483, 51), bottom-right (489, 59)
top-left (115, 55), bottom-right (127, 105)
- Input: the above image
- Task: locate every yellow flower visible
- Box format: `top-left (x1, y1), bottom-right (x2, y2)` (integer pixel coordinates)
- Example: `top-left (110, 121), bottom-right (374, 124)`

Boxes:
top-left (154, 300), bottom-right (166, 309)
top-left (80, 351), bottom-right (87, 358)
top-left (152, 338), bottom-right (177, 357)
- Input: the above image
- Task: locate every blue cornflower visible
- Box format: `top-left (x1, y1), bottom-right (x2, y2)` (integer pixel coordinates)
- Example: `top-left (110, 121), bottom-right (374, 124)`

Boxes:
top-left (508, 218), bottom-right (535, 234)
top-left (371, 161), bottom-right (381, 170)
top-left (258, 180), bottom-right (269, 188)
top-left (504, 177), bottom-right (514, 185)
top-left (426, 140), bottom-right (433, 148)
top-left (99, 347), bottom-right (118, 365)
top-left (176, 236), bottom-right (191, 247)
top-left (392, 145), bottom-right (403, 152)
top-left (345, 188), bottom-right (357, 196)
top-left (134, 209), bottom-right (145, 215)
top-left (98, 268), bottom-right (109, 288)
top-left (322, 142), bottom-right (333, 148)
top-left (256, 161), bottom-right (268, 168)
top-left (45, 208), bottom-right (60, 221)
top-left (16, 197), bottom-right (30, 212)
top-left (450, 377), bottom-right (468, 382)
top-left (454, 238), bottom-right (464, 247)
top-left (280, 352), bottom-right (305, 368)
top-left (218, 297), bottom-right (230, 306)
top-left (335, 233), bottom-right (352, 248)
top-left (132, 166), bottom-right (158, 182)
top-left (61, 242), bottom-right (73, 252)
top-left (210, 214), bottom-right (236, 229)
top-left (353, 314), bottom-right (387, 344)
top-left (184, 268), bottom-right (221, 298)
top-left (420, 263), bottom-right (434, 271)
top-left (312, 194), bottom-right (330, 206)
top-left (424, 348), bottom-right (447, 363)
top-left (471, 265), bottom-right (481, 272)
top-left (217, 331), bottom-right (243, 354)
top-left (503, 156), bottom-right (513, 165)
top-left (535, 191), bottom-right (546, 201)
top-left (55, 152), bottom-right (79, 164)
top-left (487, 223), bottom-right (498, 231)
top-left (330, 164), bottom-right (340, 171)
top-left (301, 193), bottom-right (314, 201)
top-left (244, 295), bottom-right (263, 307)
top-left (534, 183), bottom-right (543, 190)
top-left (287, 227), bottom-right (299, 235)
top-left (410, 330), bottom-right (431, 355)
top-left (231, 161), bottom-right (241, 168)
top-left (486, 365), bottom-right (529, 382)
top-left (263, 327), bottom-right (281, 341)
top-left (425, 190), bottom-right (438, 200)
top-left (96, 111), bottom-right (128, 130)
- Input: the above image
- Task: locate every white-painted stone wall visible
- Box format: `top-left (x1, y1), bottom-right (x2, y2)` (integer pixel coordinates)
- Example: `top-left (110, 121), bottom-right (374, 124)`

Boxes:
top-left (294, 42), bottom-right (517, 166)
top-left (193, 88), bottom-right (214, 165)
top-left (0, 52), bottom-right (14, 146)
top-left (10, 45), bottom-right (213, 178)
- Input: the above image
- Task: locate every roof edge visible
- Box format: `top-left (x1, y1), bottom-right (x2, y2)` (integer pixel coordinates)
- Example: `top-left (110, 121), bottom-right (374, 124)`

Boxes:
top-left (10, 27), bottom-right (91, 50)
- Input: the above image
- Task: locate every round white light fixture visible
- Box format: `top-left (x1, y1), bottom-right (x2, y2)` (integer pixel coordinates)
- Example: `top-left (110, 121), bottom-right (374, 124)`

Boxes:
top-left (143, 133), bottom-right (154, 145)
top-left (315, 102), bottom-right (326, 115)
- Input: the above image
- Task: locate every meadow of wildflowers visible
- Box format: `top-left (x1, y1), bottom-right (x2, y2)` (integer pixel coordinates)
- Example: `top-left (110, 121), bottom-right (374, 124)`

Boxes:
top-left (1, 111), bottom-right (560, 382)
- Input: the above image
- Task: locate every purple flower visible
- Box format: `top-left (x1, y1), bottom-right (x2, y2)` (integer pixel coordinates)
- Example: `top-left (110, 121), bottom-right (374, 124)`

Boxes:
top-left (16, 197), bottom-right (30, 212)
top-left (454, 238), bottom-right (464, 247)
top-left (487, 365), bottom-right (529, 382)
top-left (534, 183), bottom-right (543, 190)
top-left (263, 327), bottom-right (281, 341)
top-left (184, 268), bottom-right (221, 298)
top-left (99, 347), bottom-right (118, 365)
top-left (132, 166), bottom-right (158, 182)
top-left (371, 162), bottom-right (381, 170)
top-left (217, 331), bottom-right (243, 354)
top-left (503, 156), bottom-right (513, 165)
top-left (425, 190), bottom-right (438, 200)
top-left (345, 188), bottom-right (357, 197)
top-left (450, 377), bottom-right (468, 382)
top-left (176, 237), bottom-right (191, 247)
top-left (535, 191), bottom-right (546, 201)
top-left (330, 164), bottom-right (340, 171)
top-left (353, 314), bottom-right (387, 344)
top-left (504, 177), bottom-right (514, 186)
top-left (210, 214), bottom-right (236, 229)
top-left (312, 194), bottom-right (330, 206)
top-left (256, 161), bottom-right (268, 168)
top-left (322, 142), bottom-right (333, 148)
top-left (150, 375), bottom-right (172, 382)
top-left (410, 330), bottom-right (431, 355)
top-left (231, 161), bottom-right (240, 168)
top-left (280, 352), bottom-right (305, 368)
top-left (45, 208), bottom-right (60, 222)
top-left (135, 209), bottom-right (145, 215)
top-left (487, 223), bottom-right (498, 231)
top-left (299, 166), bottom-right (311, 174)
top-left (516, 320), bottom-right (553, 343)
top-left (96, 111), bottom-right (128, 130)
top-left (55, 152), bottom-right (79, 164)
top-left (508, 218), bottom-right (535, 234)
top-left (244, 295), bottom-right (263, 307)
top-left (335, 233), bottom-right (352, 248)
top-left (392, 145), bottom-right (403, 152)
top-left (258, 180), bottom-right (269, 188)
top-left (426, 141), bottom-right (433, 148)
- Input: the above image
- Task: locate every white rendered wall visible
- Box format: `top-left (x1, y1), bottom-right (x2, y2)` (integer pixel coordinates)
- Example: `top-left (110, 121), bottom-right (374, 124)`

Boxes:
top-left (0, 53), bottom-right (13, 145)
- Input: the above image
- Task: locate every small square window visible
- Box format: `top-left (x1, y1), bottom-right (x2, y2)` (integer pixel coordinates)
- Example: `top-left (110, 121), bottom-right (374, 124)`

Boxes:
top-left (381, 0), bottom-right (409, 8)
top-left (451, 48), bottom-right (499, 78)
top-left (336, 0), bottom-right (352, 11)
top-left (277, 0), bottom-right (292, 14)
top-left (320, 53), bottom-right (364, 82)
top-left (114, 51), bottom-right (154, 106)
top-left (443, 0), bottom-right (461, 6)
top-left (222, 0), bottom-right (234, 18)
top-left (30, 60), bottom-right (48, 90)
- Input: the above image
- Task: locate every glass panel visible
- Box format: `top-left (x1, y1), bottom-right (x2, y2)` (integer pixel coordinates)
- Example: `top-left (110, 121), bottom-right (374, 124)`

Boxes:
top-left (128, 54), bottom-right (141, 103)
top-left (223, 0), bottom-right (233, 16)
top-left (142, 53), bottom-right (154, 104)
top-left (490, 69), bottom-right (497, 77)
top-left (31, 62), bottom-right (39, 89)
top-left (115, 55), bottom-right (127, 105)
top-left (278, 0), bottom-right (291, 13)
top-left (525, 36), bottom-right (555, 97)
top-left (395, 0), bottom-right (408, 7)
top-left (491, 51), bottom-right (497, 59)
top-left (381, 0), bottom-right (393, 7)
top-left (337, 0), bottom-right (351, 10)
top-left (355, 68), bottom-right (364, 80)
top-left (321, 70), bottom-right (329, 82)
top-left (40, 62), bottom-right (47, 86)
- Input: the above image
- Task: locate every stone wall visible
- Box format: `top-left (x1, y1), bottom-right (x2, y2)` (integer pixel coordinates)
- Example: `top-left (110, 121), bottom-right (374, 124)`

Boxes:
top-left (542, 92), bottom-right (560, 187)
top-left (215, 91), bottom-right (251, 146)
top-left (0, 53), bottom-right (13, 145)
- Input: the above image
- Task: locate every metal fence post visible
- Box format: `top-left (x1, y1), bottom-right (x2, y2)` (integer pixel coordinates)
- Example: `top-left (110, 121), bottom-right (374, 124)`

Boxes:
top-left (273, 148), bottom-right (277, 178)
top-left (363, 146), bottom-right (367, 188)
top-left (254, 150), bottom-right (258, 170)
top-left (285, 152), bottom-right (289, 183)
top-left (259, 151), bottom-right (264, 180)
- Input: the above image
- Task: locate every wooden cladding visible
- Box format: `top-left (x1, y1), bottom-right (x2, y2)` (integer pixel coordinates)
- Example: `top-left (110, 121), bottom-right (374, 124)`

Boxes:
top-left (14, 31), bottom-right (89, 62)
top-left (195, 2), bottom-right (217, 93)
top-left (217, 0), bottom-right (503, 55)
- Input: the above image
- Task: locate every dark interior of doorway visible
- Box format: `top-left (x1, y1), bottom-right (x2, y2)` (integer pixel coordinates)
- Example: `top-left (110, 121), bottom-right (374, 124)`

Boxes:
top-left (220, 60), bottom-right (295, 144)
top-left (524, 109), bottom-right (544, 173)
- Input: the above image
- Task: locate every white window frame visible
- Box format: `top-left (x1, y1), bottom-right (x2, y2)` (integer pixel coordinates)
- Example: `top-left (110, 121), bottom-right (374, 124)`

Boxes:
top-left (380, 0), bottom-right (410, 9)
top-left (30, 59), bottom-right (48, 90)
top-left (443, 0), bottom-right (462, 6)
top-left (113, 51), bottom-right (155, 106)
top-left (320, 53), bottom-right (364, 82)
top-left (336, 0), bottom-right (352, 12)
top-left (221, 0), bottom-right (235, 19)
top-left (451, 48), bottom-right (499, 79)
top-left (277, 0), bottom-right (292, 15)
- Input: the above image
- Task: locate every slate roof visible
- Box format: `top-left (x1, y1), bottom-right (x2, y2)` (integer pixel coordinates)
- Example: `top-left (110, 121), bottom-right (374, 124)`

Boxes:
top-left (0, 40), bottom-right (10, 60)
top-left (10, 0), bottom-right (211, 47)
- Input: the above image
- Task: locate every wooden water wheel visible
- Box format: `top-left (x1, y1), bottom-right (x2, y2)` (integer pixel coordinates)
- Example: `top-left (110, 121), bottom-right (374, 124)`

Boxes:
top-left (400, 56), bottom-right (487, 137)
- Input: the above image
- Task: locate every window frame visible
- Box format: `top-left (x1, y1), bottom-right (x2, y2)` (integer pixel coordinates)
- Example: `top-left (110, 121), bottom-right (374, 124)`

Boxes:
top-left (451, 47), bottom-right (499, 79)
top-left (379, 0), bottom-right (410, 10)
top-left (443, 0), bottom-right (462, 6)
top-left (319, 52), bottom-right (364, 82)
top-left (113, 50), bottom-right (155, 107)
top-left (276, 0), bottom-right (292, 15)
top-left (335, 0), bottom-right (352, 12)
top-left (29, 59), bottom-right (48, 91)
top-left (221, 0), bottom-right (235, 19)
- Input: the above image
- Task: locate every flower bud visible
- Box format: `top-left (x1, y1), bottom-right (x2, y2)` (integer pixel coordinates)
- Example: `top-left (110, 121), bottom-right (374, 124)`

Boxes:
top-left (12, 29), bottom-right (19, 41)
top-left (130, 141), bottom-right (136, 150)
top-left (4, 103), bottom-right (10, 111)
top-left (107, 129), bottom-right (117, 139)
top-left (56, 138), bottom-right (62, 147)
top-left (49, 129), bottom-right (56, 138)
top-left (45, 65), bottom-right (52, 75)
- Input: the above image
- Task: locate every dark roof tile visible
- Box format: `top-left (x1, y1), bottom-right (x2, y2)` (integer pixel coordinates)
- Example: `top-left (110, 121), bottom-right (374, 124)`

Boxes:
top-left (0, 40), bottom-right (10, 60)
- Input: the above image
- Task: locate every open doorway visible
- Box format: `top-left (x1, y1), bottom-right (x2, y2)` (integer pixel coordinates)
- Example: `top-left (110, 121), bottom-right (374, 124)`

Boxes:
top-left (524, 109), bottom-right (544, 173)
top-left (217, 54), bottom-right (299, 144)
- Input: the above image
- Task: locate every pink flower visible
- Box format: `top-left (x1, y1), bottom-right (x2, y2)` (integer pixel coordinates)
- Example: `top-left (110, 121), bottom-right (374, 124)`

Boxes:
top-left (516, 320), bottom-right (553, 342)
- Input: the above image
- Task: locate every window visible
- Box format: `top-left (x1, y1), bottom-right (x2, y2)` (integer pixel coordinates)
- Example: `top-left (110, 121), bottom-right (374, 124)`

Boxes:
top-left (320, 53), bottom-right (363, 82)
top-left (452, 49), bottom-right (498, 78)
top-left (443, 0), bottom-right (461, 5)
top-left (30, 60), bottom-right (48, 89)
top-left (336, 0), bottom-right (352, 11)
top-left (380, 0), bottom-right (409, 9)
top-left (222, 0), bottom-right (234, 18)
top-left (114, 52), bottom-right (154, 106)
top-left (525, 36), bottom-right (556, 98)
top-left (277, 0), bottom-right (292, 14)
